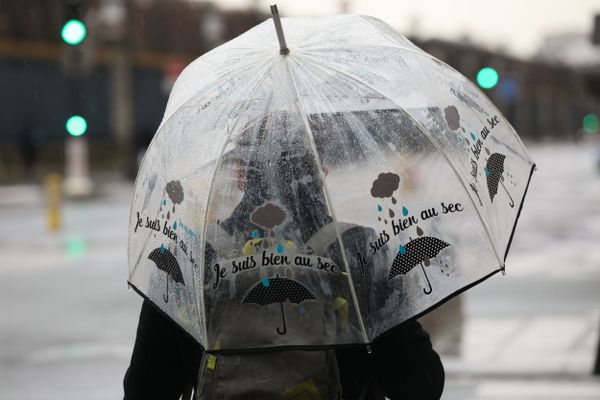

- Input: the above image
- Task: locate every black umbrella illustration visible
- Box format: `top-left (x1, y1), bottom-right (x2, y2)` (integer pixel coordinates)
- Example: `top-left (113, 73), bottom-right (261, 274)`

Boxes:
top-left (243, 275), bottom-right (316, 335)
top-left (148, 245), bottom-right (185, 303)
top-left (486, 153), bottom-right (514, 208)
top-left (389, 236), bottom-right (451, 295)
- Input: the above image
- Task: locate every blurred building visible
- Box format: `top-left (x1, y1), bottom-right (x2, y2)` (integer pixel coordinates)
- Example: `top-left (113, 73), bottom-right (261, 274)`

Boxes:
top-left (0, 0), bottom-right (598, 181)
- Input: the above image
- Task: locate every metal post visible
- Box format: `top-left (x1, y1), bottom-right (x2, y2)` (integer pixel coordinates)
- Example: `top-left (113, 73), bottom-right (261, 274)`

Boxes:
top-left (270, 4), bottom-right (289, 55)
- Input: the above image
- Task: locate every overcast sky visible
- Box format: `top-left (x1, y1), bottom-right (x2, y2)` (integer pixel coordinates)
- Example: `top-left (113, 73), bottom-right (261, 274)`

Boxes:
top-left (212, 0), bottom-right (600, 57)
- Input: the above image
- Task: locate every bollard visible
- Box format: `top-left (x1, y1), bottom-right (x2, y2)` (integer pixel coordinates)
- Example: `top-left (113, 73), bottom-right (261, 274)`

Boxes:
top-left (45, 174), bottom-right (62, 231)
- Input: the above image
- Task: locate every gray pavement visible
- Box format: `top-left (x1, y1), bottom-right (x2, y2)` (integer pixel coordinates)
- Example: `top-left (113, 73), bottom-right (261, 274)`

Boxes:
top-left (1, 143), bottom-right (600, 399)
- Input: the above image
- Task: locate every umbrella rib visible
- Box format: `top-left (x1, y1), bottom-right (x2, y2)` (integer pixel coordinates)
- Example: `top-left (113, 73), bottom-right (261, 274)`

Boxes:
top-left (294, 53), bottom-right (505, 270)
top-left (198, 61), bottom-right (276, 345)
top-left (285, 57), bottom-right (371, 345)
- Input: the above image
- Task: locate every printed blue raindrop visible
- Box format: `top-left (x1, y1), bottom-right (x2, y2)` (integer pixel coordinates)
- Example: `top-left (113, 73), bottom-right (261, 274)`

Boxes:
top-left (251, 229), bottom-right (260, 238)
top-left (163, 199), bottom-right (167, 206)
top-left (399, 245), bottom-right (407, 255)
top-left (261, 277), bottom-right (270, 287)
top-left (173, 221), bottom-right (177, 230)
top-left (377, 204), bottom-right (383, 212)
top-left (277, 243), bottom-right (284, 253)
top-left (160, 243), bottom-right (165, 254)
top-left (300, 306), bottom-right (306, 316)
top-left (484, 167), bottom-right (490, 177)
top-left (470, 132), bottom-right (477, 141)
top-left (402, 206), bottom-right (409, 216)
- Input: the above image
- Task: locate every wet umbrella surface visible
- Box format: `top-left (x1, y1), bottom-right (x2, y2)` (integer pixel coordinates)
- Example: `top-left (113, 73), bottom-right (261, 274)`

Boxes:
top-left (128, 9), bottom-right (535, 352)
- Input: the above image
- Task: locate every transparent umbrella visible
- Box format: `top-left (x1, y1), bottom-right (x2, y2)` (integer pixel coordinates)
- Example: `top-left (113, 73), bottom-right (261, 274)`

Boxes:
top-left (128, 8), bottom-right (535, 352)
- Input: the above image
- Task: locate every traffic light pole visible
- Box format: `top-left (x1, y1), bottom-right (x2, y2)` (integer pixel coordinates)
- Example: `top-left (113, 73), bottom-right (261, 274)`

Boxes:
top-left (63, 0), bottom-right (93, 198)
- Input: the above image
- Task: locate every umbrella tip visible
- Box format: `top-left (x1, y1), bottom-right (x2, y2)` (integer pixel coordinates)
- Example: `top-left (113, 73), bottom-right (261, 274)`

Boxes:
top-left (270, 4), bottom-right (290, 55)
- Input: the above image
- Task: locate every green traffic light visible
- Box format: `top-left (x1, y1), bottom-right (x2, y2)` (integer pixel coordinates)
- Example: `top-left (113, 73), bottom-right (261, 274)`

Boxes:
top-left (583, 114), bottom-right (599, 134)
top-left (477, 67), bottom-right (499, 89)
top-left (66, 115), bottom-right (87, 136)
top-left (61, 19), bottom-right (86, 45)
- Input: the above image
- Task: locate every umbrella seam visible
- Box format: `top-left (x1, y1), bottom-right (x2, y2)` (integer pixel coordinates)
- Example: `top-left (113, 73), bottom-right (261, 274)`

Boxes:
top-left (198, 60), bottom-right (276, 348)
top-left (285, 56), bottom-right (371, 345)
top-left (294, 52), bottom-right (505, 270)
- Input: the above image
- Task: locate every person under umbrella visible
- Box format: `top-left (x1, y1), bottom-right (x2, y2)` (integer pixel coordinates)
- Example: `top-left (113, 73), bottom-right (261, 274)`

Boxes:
top-left (124, 133), bottom-right (444, 399)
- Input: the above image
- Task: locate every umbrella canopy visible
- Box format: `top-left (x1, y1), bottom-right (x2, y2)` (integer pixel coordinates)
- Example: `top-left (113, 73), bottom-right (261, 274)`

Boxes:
top-left (128, 11), bottom-right (535, 352)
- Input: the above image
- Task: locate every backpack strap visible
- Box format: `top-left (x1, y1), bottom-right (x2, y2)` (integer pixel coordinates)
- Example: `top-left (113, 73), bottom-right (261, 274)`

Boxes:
top-left (306, 222), bottom-right (360, 255)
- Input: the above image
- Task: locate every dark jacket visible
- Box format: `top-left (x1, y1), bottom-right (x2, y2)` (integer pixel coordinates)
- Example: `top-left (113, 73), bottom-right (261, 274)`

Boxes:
top-left (123, 300), bottom-right (444, 400)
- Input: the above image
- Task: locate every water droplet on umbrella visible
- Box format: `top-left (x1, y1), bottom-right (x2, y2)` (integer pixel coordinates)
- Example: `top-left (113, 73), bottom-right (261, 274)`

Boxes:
top-left (251, 229), bottom-right (260, 238)
top-left (424, 259), bottom-right (431, 266)
top-left (389, 208), bottom-right (395, 218)
top-left (160, 243), bottom-right (165, 254)
top-left (391, 197), bottom-right (397, 205)
top-left (173, 221), bottom-right (177, 230)
top-left (377, 204), bottom-right (383, 212)
top-left (470, 132), bottom-right (477, 141)
top-left (402, 206), bottom-right (409, 216)
top-left (261, 277), bottom-right (270, 287)
top-left (399, 245), bottom-right (407, 255)
top-left (416, 226), bottom-right (424, 236)
top-left (167, 211), bottom-right (170, 219)
top-left (277, 243), bottom-right (284, 253)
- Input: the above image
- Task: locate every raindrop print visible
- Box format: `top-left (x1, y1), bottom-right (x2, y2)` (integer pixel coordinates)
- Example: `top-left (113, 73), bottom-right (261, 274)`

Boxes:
top-left (269, 231), bottom-right (275, 237)
top-left (299, 306), bottom-right (306, 316)
top-left (384, 219), bottom-right (388, 224)
top-left (162, 214), bottom-right (164, 219)
top-left (277, 243), bottom-right (284, 254)
top-left (470, 132), bottom-right (477, 141)
top-left (424, 259), bottom-right (431, 266)
top-left (416, 226), bottom-right (424, 236)
top-left (377, 204), bottom-right (383, 212)
top-left (173, 221), bottom-right (177, 230)
top-left (484, 167), bottom-right (490, 177)
top-left (163, 199), bottom-right (167, 206)
top-left (160, 243), bottom-right (165, 254)
top-left (261, 277), bottom-right (270, 287)
top-left (485, 147), bottom-right (491, 155)
top-left (456, 134), bottom-right (464, 144)
top-left (251, 229), bottom-right (260, 238)
top-left (167, 211), bottom-right (171, 219)
top-left (438, 259), bottom-right (443, 265)
top-left (173, 205), bottom-right (176, 213)
top-left (447, 273), bottom-right (450, 276)
top-left (399, 245), bottom-right (407, 255)
top-left (378, 217), bottom-right (382, 222)
top-left (461, 127), bottom-right (466, 133)
top-left (391, 196), bottom-right (397, 205)
top-left (389, 208), bottom-right (395, 218)
top-left (402, 206), bottom-right (409, 216)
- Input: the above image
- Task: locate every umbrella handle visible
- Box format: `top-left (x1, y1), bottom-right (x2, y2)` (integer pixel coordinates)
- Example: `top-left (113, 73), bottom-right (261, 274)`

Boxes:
top-left (421, 263), bottom-right (432, 295)
top-left (163, 276), bottom-right (169, 303)
top-left (276, 302), bottom-right (287, 335)
top-left (500, 180), bottom-right (515, 208)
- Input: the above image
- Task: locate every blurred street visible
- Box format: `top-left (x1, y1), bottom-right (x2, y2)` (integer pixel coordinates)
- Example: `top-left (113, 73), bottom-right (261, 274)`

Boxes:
top-left (1, 142), bottom-right (600, 399)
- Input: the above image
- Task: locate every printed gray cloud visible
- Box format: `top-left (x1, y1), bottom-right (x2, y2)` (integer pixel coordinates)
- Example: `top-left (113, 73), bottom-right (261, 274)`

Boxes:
top-left (370, 173), bottom-right (400, 198)
top-left (166, 180), bottom-right (184, 204)
top-left (444, 105), bottom-right (461, 131)
top-left (251, 202), bottom-right (287, 229)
